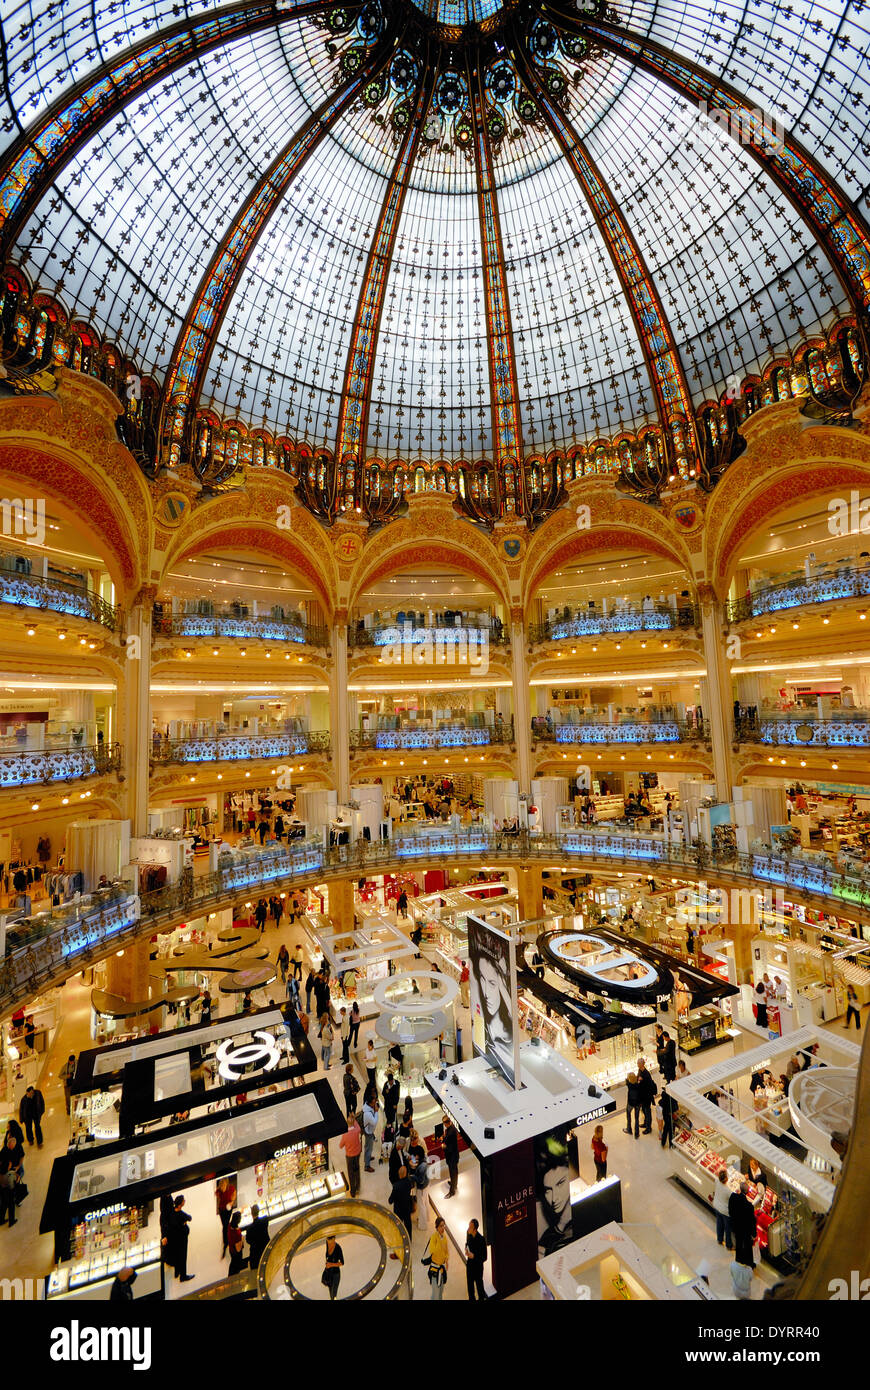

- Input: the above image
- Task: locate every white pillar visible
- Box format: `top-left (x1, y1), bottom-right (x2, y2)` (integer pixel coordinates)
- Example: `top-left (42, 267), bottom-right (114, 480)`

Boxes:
top-left (122, 596), bottom-right (153, 837)
top-left (510, 613), bottom-right (532, 794)
top-left (331, 616), bottom-right (350, 802)
top-left (699, 599), bottom-right (734, 801)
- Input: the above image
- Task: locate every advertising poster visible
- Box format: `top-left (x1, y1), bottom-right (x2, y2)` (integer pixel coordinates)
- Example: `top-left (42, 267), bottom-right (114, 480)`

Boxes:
top-left (467, 911), bottom-right (519, 1088)
top-left (534, 1124), bottom-right (579, 1260)
top-left (483, 1139), bottom-right (538, 1298)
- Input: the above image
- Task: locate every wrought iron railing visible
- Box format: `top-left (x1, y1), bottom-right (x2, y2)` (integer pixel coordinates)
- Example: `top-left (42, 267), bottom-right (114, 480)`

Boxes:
top-left (0, 741), bottom-right (121, 787)
top-left (532, 718), bottom-right (704, 745)
top-left (347, 618), bottom-right (509, 650)
top-left (6, 828), bottom-right (870, 1011)
top-left (153, 609), bottom-right (328, 647)
top-left (736, 715), bottom-right (870, 748)
top-left (727, 560), bottom-right (870, 623)
top-left (0, 564), bottom-right (117, 629)
top-left (150, 731), bottom-right (330, 764)
top-left (349, 723), bottom-right (514, 750)
top-left (529, 603), bottom-right (697, 643)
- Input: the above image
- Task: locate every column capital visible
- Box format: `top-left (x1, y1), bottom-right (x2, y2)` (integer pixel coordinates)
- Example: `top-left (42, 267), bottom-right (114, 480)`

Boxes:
top-left (509, 605), bottom-right (525, 626)
top-left (131, 583), bottom-right (159, 611)
top-left (333, 608), bottom-right (349, 627)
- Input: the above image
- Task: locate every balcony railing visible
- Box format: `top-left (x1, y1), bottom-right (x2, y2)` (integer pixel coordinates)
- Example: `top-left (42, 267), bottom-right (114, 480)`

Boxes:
top-left (7, 829), bottom-right (870, 1011)
top-left (0, 565), bottom-right (117, 630)
top-left (736, 715), bottom-right (870, 748)
top-left (529, 602), bottom-right (696, 642)
top-left (727, 559), bottom-right (870, 623)
top-left (347, 618), bottom-right (508, 650)
top-left (532, 717), bottom-right (704, 745)
top-left (350, 722), bottom-right (514, 750)
top-left (150, 731), bottom-right (330, 764)
top-left (154, 609), bottom-right (328, 647)
top-left (0, 742), bottom-right (121, 788)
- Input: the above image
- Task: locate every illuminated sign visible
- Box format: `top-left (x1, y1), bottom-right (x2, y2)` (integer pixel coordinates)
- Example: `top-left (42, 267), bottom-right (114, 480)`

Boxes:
top-left (575, 1103), bottom-right (616, 1126)
top-left (216, 1031), bottom-right (281, 1082)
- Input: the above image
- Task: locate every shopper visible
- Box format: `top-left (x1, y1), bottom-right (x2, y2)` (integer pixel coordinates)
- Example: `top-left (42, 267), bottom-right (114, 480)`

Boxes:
top-left (0, 1132), bottom-right (24, 1227)
top-left (59, 1053), bottom-right (77, 1115)
top-left (659, 1032), bottom-right (677, 1083)
top-left (276, 943), bottom-right (290, 983)
top-left (171, 1195), bottom-right (194, 1281)
top-left (349, 1000), bottom-right (361, 1051)
top-left (227, 1210), bottom-right (246, 1274)
top-left (313, 971), bottom-right (331, 1019)
top-left (319, 1013), bottom-right (334, 1070)
top-left (659, 1087), bottom-right (678, 1149)
top-left (382, 1070), bottom-right (400, 1128)
top-left (389, 1165), bottom-right (414, 1239)
top-left (591, 1124), bottom-right (608, 1180)
top-left (286, 973), bottom-right (300, 1010)
top-left (464, 1219), bottom-right (487, 1301)
top-left (216, 1176), bottom-right (236, 1257)
top-left (729, 1182), bottom-right (757, 1268)
top-left (443, 1115), bottom-right (459, 1198)
top-left (339, 1114), bottom-right (362, 1197)
top-left (254, 898), bottom-right (268, 931)
top-left (342, 1063), bottom-right (360, 1118)
top-left (19, 1084), bottom-right (45, 1147)
top-left (427, 1215), bottom-right (449, 1300)
top-left (754, 982), bottom-right (769, 1029)
top-left (339, 1007), bottom-right (351, 1063)
top-left (730, 1258), bottom-right (753, 1300)
top-left (246, 1203), bottom-right (270, 1270)
top-left (110, 1267), bottom-right (137, 1302)
top-left (200, 990), bottom-right (212, 1024)
top-left (305, 970), bottom-right (316, 1014)
top-left (292, 944), bottom-right (304, 980)
top-left (636, 1059), bottom-right (657, 1134)
top-left (624, 1072), bottom-right (642, 1139)
top-left (460, 960), bottom-right (470, 1009)
top-left (713, 1169), bottom-right (733, 1250)
top-left (364, 1037), bottom-right (378, 1088)
top-left (362, 1094), bottom-right (379, 1172)
top-left (845, 984), bottom-right (862, 1030)
top-left (388, 1040), bottom-right (405, 1075)
top-left (323, 1235), bottom-right (344, 1300)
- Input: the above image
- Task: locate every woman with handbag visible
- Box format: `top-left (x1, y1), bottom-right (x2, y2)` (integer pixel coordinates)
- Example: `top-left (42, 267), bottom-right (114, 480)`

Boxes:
top-left (227, 1211), bottom-right (246, 1275)
top-left (426, 1216), bottom-right (449, 1300)
top-left (322, 1235), bottom-right (344, 1300)
top-left (319, 1013), bottom-right (334, 1071)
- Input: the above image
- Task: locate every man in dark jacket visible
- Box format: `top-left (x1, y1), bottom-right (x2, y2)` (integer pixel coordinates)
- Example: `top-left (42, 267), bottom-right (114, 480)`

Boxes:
top-left (660, 1032), bottom-right (677, 1083)
top-left (729, 1182), bottom-right (758, 1268)
top-left (389, 1166), bottom-right (414, 1238)
top-left (342, 1064), bottom-right (360, 1118)
top-left (635, 1060), bottom-right (657, 1134)
top-left (246, 1204), bottom-right (270, 1270)
top-left (382, 1071), bottom-right (400, 1128)
top-left (110, 1268), bottom-right (137, 1302)
top-left (388, 1136), bottom-right (407, 1185)
top-left (170, 1195), bottom-right (194, 1282)
top-left (443, 1115), bottom-right (460, 1196)
top-left (19, 1084), bottom-right (45, 1146)
top-left (659, 1087), bottom-right (679, 1149)
top-left (464, 1219), bottom-right (487, 1301)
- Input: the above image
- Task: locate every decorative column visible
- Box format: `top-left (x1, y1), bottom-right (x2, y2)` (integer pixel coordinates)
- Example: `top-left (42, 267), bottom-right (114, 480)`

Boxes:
top-left (509, 607), bottom-right (532, 794)
top-left (517, 867), bottom-right (544, 923)
top-left (698, 588), bottom-right (734, 802)
top-left (330, 610), bottom-right (350, 804)
top-left (121, 587), bottom-right (155, 838)
top-left (328, 878), bottom-right (355, 933)
top-left (103, 938), bottom-right (152, 1006)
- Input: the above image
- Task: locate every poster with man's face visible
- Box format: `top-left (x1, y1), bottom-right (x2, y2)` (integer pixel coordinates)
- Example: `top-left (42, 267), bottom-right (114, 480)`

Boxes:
top-left (467, 912), bottom-right (519, 1089)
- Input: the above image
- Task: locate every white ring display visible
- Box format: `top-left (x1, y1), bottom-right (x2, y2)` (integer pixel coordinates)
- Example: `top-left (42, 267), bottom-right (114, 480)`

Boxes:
top-left (788, 1066), bottom-right (856, 1167)
top-left (216, 1030), bottom-right (281, 1082)
top-left (375, 1009), bottom-right (447, 1045)
top-left (372, 971), bottom-right (458, 1014)
top-left (546, 933), bottom-right (658, 989)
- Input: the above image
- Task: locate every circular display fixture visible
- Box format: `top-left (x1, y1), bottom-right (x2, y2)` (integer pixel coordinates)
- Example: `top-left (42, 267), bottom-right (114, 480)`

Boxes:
top-left (218, 964), bottom-right (276, 992)
top-left (375, 1009), bottom-right (447, 1045)
top-left (788, 1066), bottom-right (856, 1167)
top-left (536, 929), bottom-right (673, 1004)
top-left (372, 971), bottom-right (458, 1013)
top-left (258, 1199), bottom-right (412, 1301)
top-left (215, 1031), bottom-right (281, 1082)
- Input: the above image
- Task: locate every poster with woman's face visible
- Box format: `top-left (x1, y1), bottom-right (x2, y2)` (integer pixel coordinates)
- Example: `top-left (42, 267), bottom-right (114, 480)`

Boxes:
top-left (534, 1126), bottom-right (578, 1259)
top-left (467, 913), bottom-right (518, 1089)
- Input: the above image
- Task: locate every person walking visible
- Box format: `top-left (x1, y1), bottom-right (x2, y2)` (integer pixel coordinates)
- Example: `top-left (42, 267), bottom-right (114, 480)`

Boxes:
top-left (382, 1070), bottom-right (400, 1129)
top-left (19, 1084), bottom-right (45, 1147)
top-left (624, 1071), bottom-right (642, 1139)
top-left (459, 960), bottom-right (470, 1009)
top-left (845, 983), bottom-right (862, 1030)
top-left (342, 1063), bottom-right (360, 1118)
top-left (426, 1215), bottom-right (449, 1300)
top-left (349, 1000), bottom-right (361, 1051)
top-left (286, 973), bottom-right (300, 1010)
top-left (254, 898), bottom-right (268, 932)
top-left (659, 1032), bottom-right (677, 1083)
top-left (59, 1053), bottom-right (77, 1115)
top-left (659, 1086), bottom-right (678, 1149)
top-left (276, 943), bottom-right (290, 983)
top-left (591, 1124), bottom-right (608, 1180)
top-left (273, 896), bottom-right (284, 929)
top-left (292, 943), bottom-right (304, 980)
top-left (338, 1007), bottom-right (351, 1064)
top-left (323, 1235), bottom-right (344, 1300)
top-left (389, 1165), bottom-right (414, 1239)
top-left (171, 1195), bottom-right (194, 1281)
top-left (339, 1114), bottom-right (362, 1197)
top-left (729, 1182), bottom-right (758, 1268)
top-left (216, 1176), bottom-right (236, 1256)
top-left (636, 1059), bottom-right (657, 1134)
top-left (364, 1037), bottom-right (378, 1089)
top-left (464, 1219), bottom-right (487, 1301)
top-left (246, 1204), bottom-right (270, 1270)
top-left (443, 1114), bottom-right (459, 1197)
top-left (0, 1132), bottom-right (23, 1227)
top-left (362, 1094), bottom-right (379, 1173)
top-left (227, 1210), bottom-right (246, 1275)
top-left (318, 1013), bottom-right (334, 1070)
top-left (713, 1169), bottom-right (733, 1250)
top-left (313, 972), bottom-right (331, 1020)
top-left (305, 969), bottom-right (316, 1015)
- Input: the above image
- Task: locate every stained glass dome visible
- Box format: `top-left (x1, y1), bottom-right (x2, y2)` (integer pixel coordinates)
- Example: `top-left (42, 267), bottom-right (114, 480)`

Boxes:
top-left (1, 0), bottom-right (868, 497)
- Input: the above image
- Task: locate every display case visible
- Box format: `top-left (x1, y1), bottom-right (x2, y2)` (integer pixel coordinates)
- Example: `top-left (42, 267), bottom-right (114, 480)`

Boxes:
top-left (236, 1140), bottom-right (347, 1226)
top-left (71, 1089), bottom-right (120, 1145)
top-left (677, 1005), bottom-right (733, 1056)
top-left (47, 1238), bottom-right (163, 1300)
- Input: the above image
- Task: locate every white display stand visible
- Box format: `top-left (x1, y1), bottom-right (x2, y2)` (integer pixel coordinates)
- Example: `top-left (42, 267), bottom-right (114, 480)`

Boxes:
top-left (352, 784), bottom-right (384, 839)
top-left (537, 1222), bottom-right (711, 1301)
top-left (531, 777), bottom-right (569, 833)
top-left (66, 819), bottom-right (131, 892)
top-left (483, 777), bottom-right (519, 825)
top-left (129, 836), bottom-right (186, 886)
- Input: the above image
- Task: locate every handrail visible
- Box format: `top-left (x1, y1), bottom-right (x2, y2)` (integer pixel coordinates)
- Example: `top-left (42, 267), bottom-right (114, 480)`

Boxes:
top-left (727, 558), bottom-right (870, 623)
top-left (150, 731), bottom-right (330, 764)
top-left (0, 565), bottom-right (118, 630)
top-left (736, 715), bottom-right (870, 748)
top-left (349, 723), bottom-right (515, 750)
top-left (529, 603), bottom-right (696, 642)
top-left (0, 741), bottom-right (121, 787)
top-left (6, 828), bottom-right (870, 1015)
top-left (154, 609), bottom-right (328, 647)
top-left (532, 719), bottom-right (705, 745)
top-left (347, 618), bottom-right (509, 650)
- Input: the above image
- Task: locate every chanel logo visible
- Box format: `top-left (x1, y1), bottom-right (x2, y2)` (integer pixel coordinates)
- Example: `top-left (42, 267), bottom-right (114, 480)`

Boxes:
top-left (216, 1031), bottom-right (281, 1082)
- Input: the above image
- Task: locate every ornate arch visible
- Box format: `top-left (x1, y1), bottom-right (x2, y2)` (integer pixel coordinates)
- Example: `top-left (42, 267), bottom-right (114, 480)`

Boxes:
top-left (347, 515), bottom-right (513, 613)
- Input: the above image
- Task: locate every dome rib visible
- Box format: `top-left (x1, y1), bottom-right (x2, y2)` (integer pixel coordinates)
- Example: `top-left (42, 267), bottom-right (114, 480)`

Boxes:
top-left (0, 0), bottom-right (336, 263)
top-left (160, 9), bottom-right (407, 465)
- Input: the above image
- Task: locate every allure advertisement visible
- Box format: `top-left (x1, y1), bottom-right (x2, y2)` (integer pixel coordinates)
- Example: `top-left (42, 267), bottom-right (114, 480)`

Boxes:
top-left (467, 911), bottom-right (520, 1089)
top-left (534, 1124), bottom-right (579, 1260)
top-left (484, 1139), bottom-right (538, 1298)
